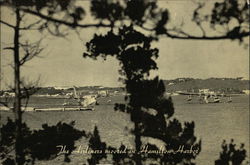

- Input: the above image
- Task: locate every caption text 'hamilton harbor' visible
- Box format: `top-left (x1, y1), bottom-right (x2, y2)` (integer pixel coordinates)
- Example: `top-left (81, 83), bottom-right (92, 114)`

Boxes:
top-left (57, 145), bottom-right (199, 155)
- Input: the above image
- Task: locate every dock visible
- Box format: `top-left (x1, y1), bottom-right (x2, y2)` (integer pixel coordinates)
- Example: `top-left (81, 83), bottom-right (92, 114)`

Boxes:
top-left (0, 106), bottom-right (94, 112)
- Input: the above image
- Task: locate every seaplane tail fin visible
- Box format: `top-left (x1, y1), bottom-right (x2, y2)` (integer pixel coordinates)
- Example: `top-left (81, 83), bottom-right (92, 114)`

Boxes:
top-left (73, 86), bottom-right (78, 99)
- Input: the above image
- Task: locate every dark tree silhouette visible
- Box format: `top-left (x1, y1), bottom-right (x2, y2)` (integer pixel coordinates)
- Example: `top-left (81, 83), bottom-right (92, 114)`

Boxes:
top-left (84, 25), bottom-right (201, 165)
top-left (82, 0), bottom-right (248, 164)
top-left (0, 0), bottom-right (88, 164)
top-left (215, 139), bottom-right (247, 165)
top-left (87, 126), bottom-right (107, 165)
top-left (0, 118), bottom-right (85, 165)
top-left (1, 0), bottom-right (248, 40)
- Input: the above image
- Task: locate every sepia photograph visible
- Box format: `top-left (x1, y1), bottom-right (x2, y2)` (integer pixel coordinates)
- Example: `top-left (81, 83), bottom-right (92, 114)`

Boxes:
top-left (0, 0), bottom-right (249, 165)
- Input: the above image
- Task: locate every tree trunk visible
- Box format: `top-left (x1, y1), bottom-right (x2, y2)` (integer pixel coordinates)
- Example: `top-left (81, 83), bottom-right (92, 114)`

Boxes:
top-left (13, 8), bottom-right (24, 165)
top-left (134, 121), bottom-right (142, 165)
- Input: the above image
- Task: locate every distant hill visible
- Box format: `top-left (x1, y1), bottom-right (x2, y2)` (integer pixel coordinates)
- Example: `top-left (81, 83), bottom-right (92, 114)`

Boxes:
top-left (163, 78), bottom-right (249, 94)
top-left (1, 78), bottom-right (249, 95)
top-left (33, 86), bottom-right (123, 95)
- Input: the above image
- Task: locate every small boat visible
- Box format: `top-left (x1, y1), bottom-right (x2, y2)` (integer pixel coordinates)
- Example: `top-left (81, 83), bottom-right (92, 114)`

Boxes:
top-left (187, 95), bottom-right (192, 102)
top-left (227, 96), bottom-right (232, 103)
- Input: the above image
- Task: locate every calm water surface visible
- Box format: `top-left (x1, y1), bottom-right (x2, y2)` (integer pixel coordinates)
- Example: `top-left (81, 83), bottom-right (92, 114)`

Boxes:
top-left (1, 95), bottom-right (249, 165)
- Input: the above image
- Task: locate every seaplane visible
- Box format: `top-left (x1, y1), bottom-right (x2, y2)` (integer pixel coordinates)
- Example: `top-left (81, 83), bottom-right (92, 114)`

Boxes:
top-left (62, 86), bottom-right (97, 110)
top-left (177, 91), bottom-right (232, 104)
top-left (0, 86), bottom-right (98, 112)
top-left (33, 86), bottom-right (98, 112)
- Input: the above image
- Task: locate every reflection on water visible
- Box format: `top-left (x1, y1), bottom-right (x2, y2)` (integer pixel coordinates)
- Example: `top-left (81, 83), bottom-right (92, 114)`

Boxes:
top-left (0, 95), bottom-right (249, 165)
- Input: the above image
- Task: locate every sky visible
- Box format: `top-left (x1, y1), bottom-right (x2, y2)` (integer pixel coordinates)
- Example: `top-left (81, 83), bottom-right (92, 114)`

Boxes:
top-left (0, 0), bottom-right (249, 89)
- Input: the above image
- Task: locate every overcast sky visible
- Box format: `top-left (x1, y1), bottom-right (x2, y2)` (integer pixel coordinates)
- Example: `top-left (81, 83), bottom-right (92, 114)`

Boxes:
top-left (1, 0), bottom-right (249, 89)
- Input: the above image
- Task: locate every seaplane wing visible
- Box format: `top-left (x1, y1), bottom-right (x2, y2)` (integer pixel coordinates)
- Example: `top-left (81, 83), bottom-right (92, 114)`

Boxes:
top-left (177, 92), bottom-right (205, 96)
top-left (176, 91), bottom-right (228, 97)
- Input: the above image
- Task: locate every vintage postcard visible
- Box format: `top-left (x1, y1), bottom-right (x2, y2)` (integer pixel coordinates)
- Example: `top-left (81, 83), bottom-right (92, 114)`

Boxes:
top-left (0, 0), bottom-right (249, 165)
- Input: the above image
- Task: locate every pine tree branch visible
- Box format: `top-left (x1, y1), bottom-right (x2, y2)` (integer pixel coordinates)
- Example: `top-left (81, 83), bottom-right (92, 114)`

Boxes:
top-left (20, 8), bottom-right (111, 28)
top-left (0, 20), bottom-right (15, 29)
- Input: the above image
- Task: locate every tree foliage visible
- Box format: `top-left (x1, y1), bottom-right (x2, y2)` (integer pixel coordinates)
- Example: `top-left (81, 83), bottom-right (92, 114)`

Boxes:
top-left (84, 25), bottom-right (201, 165)
top-left (2, 0), bottom-right (248, 40)
top-left (215, 139), bottom-right (247, 165)
top-left (0, 118), bottom-right (85, 164)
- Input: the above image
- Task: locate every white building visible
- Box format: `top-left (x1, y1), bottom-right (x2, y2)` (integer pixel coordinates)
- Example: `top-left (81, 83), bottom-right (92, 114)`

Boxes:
top-left (168, 82), bottom-right (175, 85)
top-left (199, 89), bottom-right (210, 93)
top-left (242, 90), bottom-right (250, 95)
top-left (98, 90), bottom-right (108, 97)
